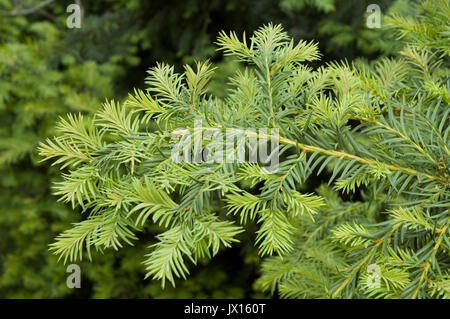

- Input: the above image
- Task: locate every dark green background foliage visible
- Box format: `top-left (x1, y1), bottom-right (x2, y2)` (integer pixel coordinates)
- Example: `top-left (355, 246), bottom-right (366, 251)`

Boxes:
top-left (2, 0), bottom-right (446, 299)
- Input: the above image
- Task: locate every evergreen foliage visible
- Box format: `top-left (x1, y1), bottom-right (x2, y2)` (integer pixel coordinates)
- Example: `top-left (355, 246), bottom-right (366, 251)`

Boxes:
top-left (39, 0), bottom-right (449, 298)
top-left (0, 0), bottom-right (256, 298)
top-left (0, 1), bottom-right (118, 297)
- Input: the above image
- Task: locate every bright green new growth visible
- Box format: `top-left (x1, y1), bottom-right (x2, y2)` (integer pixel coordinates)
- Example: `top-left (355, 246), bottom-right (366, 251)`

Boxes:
top-left (40, 1), bottom-right (449, 298)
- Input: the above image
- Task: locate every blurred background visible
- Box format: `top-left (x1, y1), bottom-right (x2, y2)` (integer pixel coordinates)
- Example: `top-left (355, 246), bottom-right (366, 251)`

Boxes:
top-left (0, 0), bottom-right (410, 298)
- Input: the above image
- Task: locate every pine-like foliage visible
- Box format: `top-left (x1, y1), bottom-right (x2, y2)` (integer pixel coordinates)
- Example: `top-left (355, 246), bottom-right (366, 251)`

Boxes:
top-left (39, 0), bottom-right (449, 298)
top-left (0, 2), bottom-right (119, 297)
